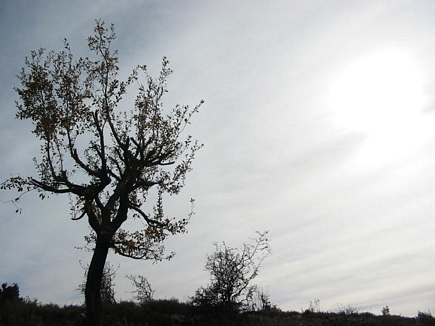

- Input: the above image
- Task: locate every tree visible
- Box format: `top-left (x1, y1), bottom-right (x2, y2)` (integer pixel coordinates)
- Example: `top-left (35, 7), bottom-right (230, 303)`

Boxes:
top-left (78, 261), bottom-right (118, 304)
top-left (250, 288), bottom-right (277, 312)
top-left (0, 283), bottom-right (21, 302)
top-left (381, 305), bottom-right (390, 316)
top-left (1, 20), bottom-right (202, 326)
top-left (191, 231), bottom-right (271, 313)
top-left (126, 274), bottom-right (155, 304)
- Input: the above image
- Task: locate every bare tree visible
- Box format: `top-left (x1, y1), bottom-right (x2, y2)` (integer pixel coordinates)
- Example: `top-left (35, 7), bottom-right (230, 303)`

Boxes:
top-left (126, 274), bottom-right (155, 304)
top-left (1, 20), bottom-right (202, 325)
top-left (191, 231), bottom-right (271, 313)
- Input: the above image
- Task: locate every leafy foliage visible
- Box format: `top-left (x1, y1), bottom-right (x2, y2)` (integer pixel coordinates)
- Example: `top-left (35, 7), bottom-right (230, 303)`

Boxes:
top-left (7, 20), bottom-right (202, 260)
top-left (191, 231), bottom-right (271, 313)
top-left (0, 283), bottom-right (21, 302)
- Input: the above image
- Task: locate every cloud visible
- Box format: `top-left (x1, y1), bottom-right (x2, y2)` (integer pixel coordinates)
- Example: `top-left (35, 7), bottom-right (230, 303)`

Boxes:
top-left (1, 0), bottom-right (435, 317)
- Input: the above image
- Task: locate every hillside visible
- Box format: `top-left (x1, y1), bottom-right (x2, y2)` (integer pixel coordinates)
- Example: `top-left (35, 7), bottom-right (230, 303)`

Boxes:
top-left (1, 296), bottom-right (434, 326)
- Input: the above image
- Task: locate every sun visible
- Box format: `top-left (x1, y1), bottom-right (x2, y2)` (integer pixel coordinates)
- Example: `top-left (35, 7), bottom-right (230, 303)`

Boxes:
top-left (328, 50), bottom-right (430, 165)
top-left (329, 50), bottom-right (425, 134)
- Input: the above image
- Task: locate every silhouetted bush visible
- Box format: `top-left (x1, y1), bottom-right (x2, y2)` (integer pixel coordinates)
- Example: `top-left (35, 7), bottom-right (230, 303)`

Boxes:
top-left (0, 283), bottom-right (21, 302)
top-left (191, 231), bottom-right (272, 314)
top-left (0, 295), bottom-right (83, 326)
top-left (0, 282), bottom-right (433, 326)
top-left (417, 310), bottom-right (435, 326)
top-left (126, 274), bottom-right (155, 304)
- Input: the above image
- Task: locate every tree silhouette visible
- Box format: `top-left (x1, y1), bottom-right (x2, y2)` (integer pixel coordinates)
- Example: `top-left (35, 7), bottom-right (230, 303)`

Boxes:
top-left (78, 261), bottom-right (118, 305)
top-left (1, 20), bottom-right (202, 326)
top-left (0, 283), bottom-right (21, 302)
top-left (191, 231), bottom-right (271, 313)
top-left (126, 274), bottom-right (155, 304)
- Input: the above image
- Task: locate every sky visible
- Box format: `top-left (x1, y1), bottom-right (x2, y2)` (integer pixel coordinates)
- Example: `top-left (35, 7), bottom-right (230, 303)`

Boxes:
top-left (1, 0), bottom-right (435, 317)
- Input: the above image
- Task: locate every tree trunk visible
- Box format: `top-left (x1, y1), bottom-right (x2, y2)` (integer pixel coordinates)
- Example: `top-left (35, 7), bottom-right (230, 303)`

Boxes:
top-left (85, 236), bottom-right (110, 326)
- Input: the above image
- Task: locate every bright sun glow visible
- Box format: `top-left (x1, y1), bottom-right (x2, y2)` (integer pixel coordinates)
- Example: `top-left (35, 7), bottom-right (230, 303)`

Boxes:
top-left (328, 50), bottom-right (431, 166)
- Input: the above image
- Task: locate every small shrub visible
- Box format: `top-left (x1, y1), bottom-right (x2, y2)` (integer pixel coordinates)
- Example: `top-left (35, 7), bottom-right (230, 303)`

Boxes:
top-left (191, 231), bottom-right (272, 313)
top-left (126, 274), bottom-right (155, 304)
top-left (382, 305), bottom-right (390, 316)
top-left (0, 283), bottom-right (21, 302)
top-left (249, 288), bottom-right (279, 312)
top-left (336, 303), bottom-right (359, 315)
top-left (308, 298), bottom-right (321, 313)
top-left (417, 310), bottom-right (435, 326)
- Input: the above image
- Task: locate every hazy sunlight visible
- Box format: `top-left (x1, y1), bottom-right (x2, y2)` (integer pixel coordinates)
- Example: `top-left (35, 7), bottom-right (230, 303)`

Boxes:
top-left (328, 50), bottom-right (430, 165)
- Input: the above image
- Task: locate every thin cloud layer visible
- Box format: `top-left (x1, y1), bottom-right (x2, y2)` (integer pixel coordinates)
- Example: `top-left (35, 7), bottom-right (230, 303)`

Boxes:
top-left (0, 0), bottom-right (434, 316)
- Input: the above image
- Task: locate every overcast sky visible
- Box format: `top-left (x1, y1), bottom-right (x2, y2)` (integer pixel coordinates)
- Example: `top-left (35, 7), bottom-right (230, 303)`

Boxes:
top-left (1, 0), bottom-right (435, 317)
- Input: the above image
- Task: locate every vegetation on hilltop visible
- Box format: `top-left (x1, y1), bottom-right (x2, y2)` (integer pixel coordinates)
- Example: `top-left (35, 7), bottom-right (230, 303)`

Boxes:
top-left (1, 283), bottom-right (434, 326)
